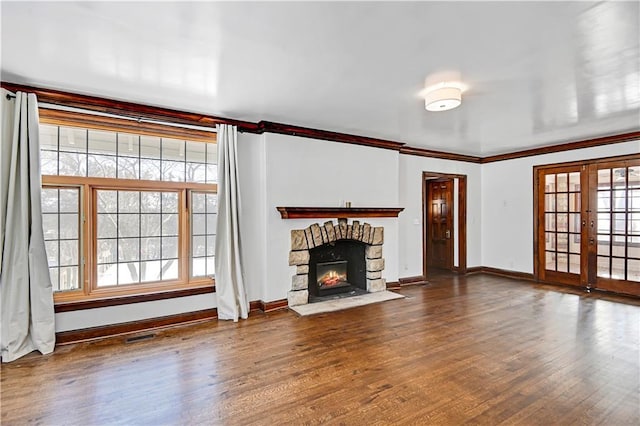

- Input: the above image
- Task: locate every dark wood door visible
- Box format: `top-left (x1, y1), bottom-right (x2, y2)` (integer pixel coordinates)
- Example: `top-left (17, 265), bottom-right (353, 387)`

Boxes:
top-left (427, 179), bottom-right (453, 269)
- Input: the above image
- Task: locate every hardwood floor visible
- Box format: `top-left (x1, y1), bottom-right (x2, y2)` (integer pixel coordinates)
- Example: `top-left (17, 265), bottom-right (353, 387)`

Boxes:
top-left (2, 273), bottom-right (639, 425)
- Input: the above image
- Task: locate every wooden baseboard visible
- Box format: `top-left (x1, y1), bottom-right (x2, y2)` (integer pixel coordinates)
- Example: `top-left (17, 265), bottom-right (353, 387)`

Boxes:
top-left (261, 299), bottom-right (289, 312)
top-left (467, 266), bottom-right (535, 281)
top-left (386, 281), bottom-right (401, 289)
top-left (399, 275), bottom-right (427, 284)
top-left (56, 298), bottom-right (290, 346)
top-left (56, 308), bottom-right (219, 345)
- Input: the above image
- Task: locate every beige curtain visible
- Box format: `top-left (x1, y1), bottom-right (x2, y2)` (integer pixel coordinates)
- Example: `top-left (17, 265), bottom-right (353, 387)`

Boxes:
top-left (215, 124), bottom-right (249, 321)
top-left (0, 90), bottom-right (55, 362)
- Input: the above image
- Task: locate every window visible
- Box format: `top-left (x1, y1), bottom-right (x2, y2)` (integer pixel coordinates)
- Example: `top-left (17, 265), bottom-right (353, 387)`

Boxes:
top-left (39, 110), bottom-right (217, 303)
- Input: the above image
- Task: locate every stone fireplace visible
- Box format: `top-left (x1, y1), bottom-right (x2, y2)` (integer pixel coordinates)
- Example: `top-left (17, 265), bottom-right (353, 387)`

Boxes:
top-left (288, 219), bottom-right (386, 306)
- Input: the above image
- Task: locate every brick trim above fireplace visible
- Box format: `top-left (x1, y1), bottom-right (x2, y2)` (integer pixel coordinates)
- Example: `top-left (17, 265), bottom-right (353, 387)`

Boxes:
top-left (287, 219), bottom-right (385, 306)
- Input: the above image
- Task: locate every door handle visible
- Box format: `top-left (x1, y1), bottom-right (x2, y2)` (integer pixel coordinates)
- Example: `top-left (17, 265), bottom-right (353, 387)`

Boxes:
top-left (445, 230), bottom-right (451, 239)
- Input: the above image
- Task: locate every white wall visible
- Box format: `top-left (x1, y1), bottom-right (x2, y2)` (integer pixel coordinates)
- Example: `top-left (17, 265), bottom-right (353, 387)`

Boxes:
top-left (261, 133), bottom-right (400, 302)
top-left (398, 155), bottom-right (482, 278)
top-left (481, 140), bottom-right (640, 273)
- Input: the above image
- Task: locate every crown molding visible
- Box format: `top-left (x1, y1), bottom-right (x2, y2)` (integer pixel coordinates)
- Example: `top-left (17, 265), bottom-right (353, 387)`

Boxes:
top-left (3, 81), bottom-right (637, 164)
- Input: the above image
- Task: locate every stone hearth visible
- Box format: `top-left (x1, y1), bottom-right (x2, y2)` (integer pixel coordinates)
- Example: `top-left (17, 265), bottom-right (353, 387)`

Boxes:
top-left (288, 219), bottom-right (385, 306)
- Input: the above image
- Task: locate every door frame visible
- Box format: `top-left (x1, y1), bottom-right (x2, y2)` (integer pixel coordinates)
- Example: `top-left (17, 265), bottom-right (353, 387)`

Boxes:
top-left (422, 172), bottom-right (467, 277)
top-left (532, 153), bottom-right (640, 286)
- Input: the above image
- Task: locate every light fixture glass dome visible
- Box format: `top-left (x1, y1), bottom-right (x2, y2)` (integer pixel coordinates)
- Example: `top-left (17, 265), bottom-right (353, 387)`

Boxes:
top-left (424, 86), bottom-right (462, 112)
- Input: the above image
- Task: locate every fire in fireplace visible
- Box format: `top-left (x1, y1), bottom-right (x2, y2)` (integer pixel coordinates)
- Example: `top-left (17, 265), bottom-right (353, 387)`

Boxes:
top-left (317, 260), bottom-right (348, 291)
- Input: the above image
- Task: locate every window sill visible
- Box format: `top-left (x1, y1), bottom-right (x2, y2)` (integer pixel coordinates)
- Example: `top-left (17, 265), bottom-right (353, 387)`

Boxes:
top-left (54, 285), bottom-right (216, 313)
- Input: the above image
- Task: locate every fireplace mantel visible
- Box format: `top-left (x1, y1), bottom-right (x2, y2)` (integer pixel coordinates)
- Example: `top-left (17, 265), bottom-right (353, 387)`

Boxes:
top-left (277, 207), bottom-right (404, 219)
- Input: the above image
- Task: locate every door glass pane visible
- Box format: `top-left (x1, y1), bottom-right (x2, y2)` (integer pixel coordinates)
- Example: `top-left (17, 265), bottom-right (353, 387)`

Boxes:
top-left (569, 172), bottom-right (580, 191)
top-left (628, 259), bottom-right (640, 282)
top-left (598, 169), bottom-right (611, 189)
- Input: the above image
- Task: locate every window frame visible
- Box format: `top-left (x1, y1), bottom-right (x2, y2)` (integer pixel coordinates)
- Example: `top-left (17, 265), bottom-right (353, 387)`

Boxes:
top-left (40, 109), bottom-right (217, 305)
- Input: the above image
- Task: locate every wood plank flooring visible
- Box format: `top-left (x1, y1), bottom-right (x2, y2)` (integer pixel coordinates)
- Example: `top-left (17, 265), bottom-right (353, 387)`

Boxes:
top-left (2, 273), bottom-right (639, 425)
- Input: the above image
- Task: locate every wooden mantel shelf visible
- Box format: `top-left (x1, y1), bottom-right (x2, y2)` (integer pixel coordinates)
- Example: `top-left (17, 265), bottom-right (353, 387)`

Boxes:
top-left (277, 207), bottom-right (404, 219)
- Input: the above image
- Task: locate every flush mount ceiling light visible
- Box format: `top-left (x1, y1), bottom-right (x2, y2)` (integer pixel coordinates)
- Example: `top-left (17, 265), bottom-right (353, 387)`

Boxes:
top-left (424, 84), bottom-right (462, 112)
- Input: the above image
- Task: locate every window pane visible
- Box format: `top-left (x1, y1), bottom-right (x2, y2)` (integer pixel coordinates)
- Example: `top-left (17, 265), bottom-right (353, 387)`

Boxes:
top-left (118, 214), bottom-right (140, 238)
top-left (60, 214), bottom-right (79, 239)
top-left (140, 261), bottom-right (162, 282)
top-left (118, 191), bottom-right (140, 213)
top-left (45, 241), bottom-right (59, 267)
top-left (192, 214), bottom-right (206, 235)
top-left (118, 133), bottom-right (139, 157)
top-left (629, 167), bottom-right (639, 189)
top-left (59, 127), bottom-right (86, 153)
top-left (141, 237), bottom-right (161, 260)
top-left (162, 193), bottom-right (178, 212)
top-left (140, 159), bottom-right (161, 181)
top-left (206, 194), bottom-right (217, 213)
top-left (207, 235), bottom-right (216, 256)
top-left (141, 214), bottom-right (161, 237)
top-left (97, 239), bottom-right (117, 264)
top-left (141, 192), bottom-right (161, 213)
top-left (162, 259), bottom-right (178, 280)
top-left (97, 191), bottom-right (118, 213)
top-left (206, 144), bottom-right (217, 164)
top-left (162, 138), bottom-right (185, 161)
top-left (140, 136), bottom-right (161, 159)
top-left (628, 259), bottom-right (640, 282)
top-left (59, 266), bottom-right (79, 291)
top-left (58, 152), bottom-right (87, 176)
top-left (88, 130), bottom-right (116, 154)
top-left (59, 189), bottom-right (79, 213)
top-left (118, 238), bottom-right (140, 262)
top-left (186, 141), bottom-right (206, 163)
top-left (545, 174), bottom-right (555, 193)
top-left (41, 188), bottom-right (59, 213)
top-left (40, 125), bottom-right (58, 151)
top-left (186, 162), bottom-right (206, 183)
top-left (98, 214), bottom-right (117, 238)
top-left (59, 240), bottom-right (78, 266)
top-left (42, 214), bottom-right (58, 240)
top-left (193, 235), bottom-right (206, 257)
top-left (41, 150), bottom-right (58, 175)
top-left (119, 262), bottom-right (140, 285)
top-left (569, 172), bottom-right (580, 191)
top-left (162, 161), bottom-right (185, 182)
top-left (206, 164), bottom-right (218, 184)
top-left (598, 169), bottom-right (611, 189)
top-left (118, 157), bottom-right (140, 179)
top-left (192, 193), bottom-right (205, 213)
top-left (162, 237), bottom-right (178, 259)
top-left (88, 154), bottom-right (117, 178)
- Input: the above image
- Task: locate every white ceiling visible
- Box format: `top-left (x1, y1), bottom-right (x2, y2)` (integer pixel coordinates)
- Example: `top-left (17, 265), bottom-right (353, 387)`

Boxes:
top-left (1, 1), bottom-right (639, 156)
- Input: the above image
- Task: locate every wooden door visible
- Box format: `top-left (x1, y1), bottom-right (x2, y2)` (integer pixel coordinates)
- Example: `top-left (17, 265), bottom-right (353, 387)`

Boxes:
top-left (536, 157), bottom-right (640, 296)
top-left (427, 179), bottom-right (453, 269)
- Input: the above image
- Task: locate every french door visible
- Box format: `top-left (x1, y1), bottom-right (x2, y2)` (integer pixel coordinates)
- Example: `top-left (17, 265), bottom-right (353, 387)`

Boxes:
top-left (536, 156), bottom-right (640, 296)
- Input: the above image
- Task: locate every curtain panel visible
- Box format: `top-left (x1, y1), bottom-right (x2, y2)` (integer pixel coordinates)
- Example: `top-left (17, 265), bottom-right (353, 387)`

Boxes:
top-left (214, 124), bottom-right (249, 321)
top-left (0, 90), bottom-right (55, 362)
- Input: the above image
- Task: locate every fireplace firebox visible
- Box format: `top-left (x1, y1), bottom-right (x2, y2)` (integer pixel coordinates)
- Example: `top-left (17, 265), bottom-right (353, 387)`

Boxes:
top-left (309, 240), bottom-right (366, 298)
top-left (316, 260), bottom-right (349, 296)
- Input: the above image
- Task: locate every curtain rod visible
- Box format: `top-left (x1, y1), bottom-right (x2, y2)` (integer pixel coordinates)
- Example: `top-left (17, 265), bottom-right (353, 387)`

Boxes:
top-left (39, 102), bottom-right (217, 133)
top-left (6, 93), bottom-right (16, 100)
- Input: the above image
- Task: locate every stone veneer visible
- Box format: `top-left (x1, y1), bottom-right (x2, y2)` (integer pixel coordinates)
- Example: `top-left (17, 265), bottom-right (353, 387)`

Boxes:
top-left (288, 219), bottom-right (385, 306)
